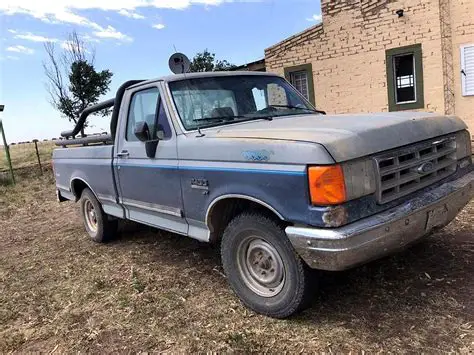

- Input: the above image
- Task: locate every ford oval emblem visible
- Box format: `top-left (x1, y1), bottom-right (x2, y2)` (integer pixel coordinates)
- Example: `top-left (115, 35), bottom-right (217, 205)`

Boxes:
top-left (417, 161), bottom-right (435, 174)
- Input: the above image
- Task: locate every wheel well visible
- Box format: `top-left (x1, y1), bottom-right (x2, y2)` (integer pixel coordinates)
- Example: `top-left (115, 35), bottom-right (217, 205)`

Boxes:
top-left (71, 179), bottom-right (90, 201)
top-left (207, 197), bottom-right (285, 243)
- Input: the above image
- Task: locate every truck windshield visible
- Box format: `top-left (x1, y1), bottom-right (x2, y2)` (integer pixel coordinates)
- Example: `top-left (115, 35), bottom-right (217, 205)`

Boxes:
top-left (168, 75), bottom-right (317, 131)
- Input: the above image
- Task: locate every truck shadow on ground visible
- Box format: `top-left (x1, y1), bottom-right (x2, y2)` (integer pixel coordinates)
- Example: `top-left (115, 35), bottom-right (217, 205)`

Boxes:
top-left (111, 221), bottom-right (472, 333)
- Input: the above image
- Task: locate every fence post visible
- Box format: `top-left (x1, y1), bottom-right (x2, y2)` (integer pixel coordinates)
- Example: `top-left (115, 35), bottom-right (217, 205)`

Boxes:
top-left (33, 139), bottom-right (43, 174)
top-left (0, 119), bottom-right (15, 185)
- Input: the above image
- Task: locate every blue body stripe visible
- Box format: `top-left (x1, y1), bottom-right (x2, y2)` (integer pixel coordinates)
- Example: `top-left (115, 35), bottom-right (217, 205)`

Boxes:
top-left (117, 162), bottom-right (306, 176)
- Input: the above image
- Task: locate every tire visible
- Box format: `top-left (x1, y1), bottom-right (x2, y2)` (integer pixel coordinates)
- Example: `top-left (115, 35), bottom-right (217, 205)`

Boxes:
top-left (80, 188), bottom-right (118, 243)
top-left (221, 212), bottom-right (315, 318)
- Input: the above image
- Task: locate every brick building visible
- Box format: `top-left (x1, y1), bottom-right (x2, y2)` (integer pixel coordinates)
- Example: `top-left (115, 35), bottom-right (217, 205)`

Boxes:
top-left (265, 0), bottom-right (474, 131)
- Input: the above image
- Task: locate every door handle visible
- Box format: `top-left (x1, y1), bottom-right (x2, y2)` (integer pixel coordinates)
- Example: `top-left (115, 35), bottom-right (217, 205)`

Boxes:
top-left (117, 150), bottom-right (129, 158)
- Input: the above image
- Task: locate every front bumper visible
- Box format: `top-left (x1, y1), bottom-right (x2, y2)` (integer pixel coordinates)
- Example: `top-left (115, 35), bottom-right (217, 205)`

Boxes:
top-left (286, 170), bottom-right (474, 271)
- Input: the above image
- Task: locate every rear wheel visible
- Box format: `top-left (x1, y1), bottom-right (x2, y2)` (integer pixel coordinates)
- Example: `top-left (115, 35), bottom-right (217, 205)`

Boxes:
top-left (80, 188), bottom-right (118, 243)
top-left (221, 213), bottom-right (315, 318)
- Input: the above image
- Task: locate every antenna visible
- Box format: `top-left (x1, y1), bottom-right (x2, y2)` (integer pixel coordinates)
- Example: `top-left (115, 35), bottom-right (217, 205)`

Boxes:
top-left (168, 53), bottom-right (191, 74)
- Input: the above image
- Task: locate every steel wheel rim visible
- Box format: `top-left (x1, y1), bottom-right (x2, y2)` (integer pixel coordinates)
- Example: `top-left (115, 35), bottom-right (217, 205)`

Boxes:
top-left (237, 236), bottom-right (285, 298)
top-left (84, 199), bottom-right (98, 232)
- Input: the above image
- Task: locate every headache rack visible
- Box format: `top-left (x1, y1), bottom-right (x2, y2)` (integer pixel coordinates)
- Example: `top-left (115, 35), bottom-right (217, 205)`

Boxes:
top-left (55, 80), bottom-right (144, 147)
top-left (374, 135), bottom-right (458, 204)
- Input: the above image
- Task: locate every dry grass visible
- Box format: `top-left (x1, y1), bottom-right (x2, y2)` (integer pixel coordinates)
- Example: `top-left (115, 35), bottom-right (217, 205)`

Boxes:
top-left (0, 167), bottom-right (473, 353)
top-left (0, 141), bottom-right (55, 179)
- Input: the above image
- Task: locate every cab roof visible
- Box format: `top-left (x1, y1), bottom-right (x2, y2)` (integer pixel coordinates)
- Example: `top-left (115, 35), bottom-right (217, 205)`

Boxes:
top-left (128, 71), bottom-right (280, 89)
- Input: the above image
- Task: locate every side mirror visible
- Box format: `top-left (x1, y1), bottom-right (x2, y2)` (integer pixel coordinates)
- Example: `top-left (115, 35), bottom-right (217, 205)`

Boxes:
top-left (134, 122), bottom-right (151, 142)
top-left (145, 140), bottom-right (159, 158)
top-left (142, 124), bottom-right (165, 159)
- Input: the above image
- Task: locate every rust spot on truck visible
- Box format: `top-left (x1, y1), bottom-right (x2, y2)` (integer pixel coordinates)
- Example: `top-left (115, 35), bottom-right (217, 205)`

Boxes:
top-left (322, 205), bottom-right (349, 227)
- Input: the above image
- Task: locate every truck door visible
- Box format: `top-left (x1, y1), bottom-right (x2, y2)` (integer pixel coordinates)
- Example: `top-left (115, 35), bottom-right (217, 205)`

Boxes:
top-left (114, 83), bottom-right (187, 235)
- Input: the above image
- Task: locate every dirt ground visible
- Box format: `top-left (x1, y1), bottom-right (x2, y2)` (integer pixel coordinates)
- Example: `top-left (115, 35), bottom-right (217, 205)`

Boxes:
top-left (0, 168), bottom-right (473, 353)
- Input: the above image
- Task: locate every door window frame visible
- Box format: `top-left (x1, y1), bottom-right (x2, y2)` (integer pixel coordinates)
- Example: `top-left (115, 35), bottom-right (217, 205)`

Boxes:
top-left (386, 44), bottom-right (424, 111)
top-left (116, 83), bottom-right (176, 157)
top-left (123, 84), bottom-right (174, 143)
top-left (125, 87), bottom-right (160, 142)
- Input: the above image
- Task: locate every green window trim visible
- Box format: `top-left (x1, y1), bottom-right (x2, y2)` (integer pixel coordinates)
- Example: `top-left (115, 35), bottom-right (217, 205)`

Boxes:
top-left (386, 44), bottom-right (424, 112)
top-left (284, 63), bottom-right (316, 106)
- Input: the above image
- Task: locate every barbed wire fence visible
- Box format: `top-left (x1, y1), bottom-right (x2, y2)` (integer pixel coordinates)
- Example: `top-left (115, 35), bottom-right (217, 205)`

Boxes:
top-left (0, 122), bottom-right (56, 185)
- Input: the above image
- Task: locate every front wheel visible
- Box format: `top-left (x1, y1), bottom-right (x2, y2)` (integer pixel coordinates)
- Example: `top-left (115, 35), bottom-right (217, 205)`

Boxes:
top-left (221, 213), bottom-right (315, 318)
top-left (80, 188), bottom-right (118, 243)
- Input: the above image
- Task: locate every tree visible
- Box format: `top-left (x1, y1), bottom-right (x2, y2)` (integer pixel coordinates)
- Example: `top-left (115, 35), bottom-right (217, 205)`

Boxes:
top-left (43, 31), bottom-right (113, 136)
top-left (189, 49), bottom-right (236, 72)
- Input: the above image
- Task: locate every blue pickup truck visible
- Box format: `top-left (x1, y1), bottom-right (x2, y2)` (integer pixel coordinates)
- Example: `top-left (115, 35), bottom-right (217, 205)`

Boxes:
top-left (53, 71), bottom-right (474, 318)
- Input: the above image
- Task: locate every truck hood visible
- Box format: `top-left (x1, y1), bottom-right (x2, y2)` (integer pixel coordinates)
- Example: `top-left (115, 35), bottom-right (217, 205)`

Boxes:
top-left (210, 112), bottom-right (467, 162)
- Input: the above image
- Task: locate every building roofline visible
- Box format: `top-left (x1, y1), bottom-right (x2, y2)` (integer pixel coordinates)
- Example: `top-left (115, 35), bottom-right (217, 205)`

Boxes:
top-left (232, 58), bottom-right (265, 70)
top-left (265, 23), bottom-right (323, 53)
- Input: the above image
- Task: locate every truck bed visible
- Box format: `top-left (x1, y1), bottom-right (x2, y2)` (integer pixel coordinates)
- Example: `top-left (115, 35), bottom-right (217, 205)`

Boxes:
top-left (53, 146), bottom-right (117, 208)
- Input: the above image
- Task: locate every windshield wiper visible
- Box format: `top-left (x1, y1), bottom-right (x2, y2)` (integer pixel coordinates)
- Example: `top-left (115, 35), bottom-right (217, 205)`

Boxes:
top-left (267, 105), bottom-right (326, 115)
top-left (193, 115), bottom-right (273, 133)
top-left (194, 115), bottom-right (247, 122)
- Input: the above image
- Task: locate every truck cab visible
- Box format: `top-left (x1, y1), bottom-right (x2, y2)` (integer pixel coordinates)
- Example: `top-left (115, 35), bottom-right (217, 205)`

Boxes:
top-left (53, 71), bottom-right (474, 318)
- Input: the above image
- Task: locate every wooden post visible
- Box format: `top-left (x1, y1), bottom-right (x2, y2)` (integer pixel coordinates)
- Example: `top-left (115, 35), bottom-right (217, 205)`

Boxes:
top-left (0, 119), bottom-right (15, 185)
top-left (33, 139), bottom-right (43, 174)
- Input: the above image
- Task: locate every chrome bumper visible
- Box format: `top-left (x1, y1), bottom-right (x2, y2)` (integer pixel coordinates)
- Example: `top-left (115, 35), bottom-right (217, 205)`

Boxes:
top-left (286, 171), bottom-right (474, 271)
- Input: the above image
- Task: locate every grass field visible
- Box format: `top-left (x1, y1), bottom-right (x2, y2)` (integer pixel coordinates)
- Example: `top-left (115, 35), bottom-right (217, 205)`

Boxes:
top-left (0, 154), bottom-right (473, 352)
top-left (0, 141), bottom-right (55, 182)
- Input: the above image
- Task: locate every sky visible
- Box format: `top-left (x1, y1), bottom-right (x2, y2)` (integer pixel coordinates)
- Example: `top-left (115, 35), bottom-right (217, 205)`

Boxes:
top-left (0, 0), bottom-right (322, 143)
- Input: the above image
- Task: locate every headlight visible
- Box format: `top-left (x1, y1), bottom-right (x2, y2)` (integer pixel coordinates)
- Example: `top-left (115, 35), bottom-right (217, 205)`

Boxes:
top-left (456, 130), bottom-right (472, 160)
top-left (308, 159), bottom-right (376, 206)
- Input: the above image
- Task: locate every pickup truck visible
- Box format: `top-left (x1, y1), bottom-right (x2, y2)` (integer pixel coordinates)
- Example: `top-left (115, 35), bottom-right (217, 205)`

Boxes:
top-left (53, 71), bottom-right (474, 318)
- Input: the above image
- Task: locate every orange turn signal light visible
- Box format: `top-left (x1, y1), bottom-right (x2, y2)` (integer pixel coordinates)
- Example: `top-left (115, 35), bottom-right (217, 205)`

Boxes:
top-left (308, 165), bottom-right (347, 205)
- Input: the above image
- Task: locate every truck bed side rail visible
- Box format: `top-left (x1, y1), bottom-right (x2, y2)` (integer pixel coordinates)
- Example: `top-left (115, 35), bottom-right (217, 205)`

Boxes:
top-left (55, 134), bottom-right (113, 147)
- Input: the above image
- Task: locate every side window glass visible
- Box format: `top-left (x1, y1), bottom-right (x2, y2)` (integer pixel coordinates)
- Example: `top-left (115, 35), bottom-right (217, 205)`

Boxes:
top-left (127, 88), bottom-right (159, 142)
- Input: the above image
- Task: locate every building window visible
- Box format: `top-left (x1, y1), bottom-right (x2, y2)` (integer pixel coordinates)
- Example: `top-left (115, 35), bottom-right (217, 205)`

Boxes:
top-left (284, 63), bottom-right (315, 105)
top-left (290, 71), bottom-right (309, 100)
top-left (461, 44), bottom-right (474, 96)
top-left (386, 44), bottom-right (424, 111)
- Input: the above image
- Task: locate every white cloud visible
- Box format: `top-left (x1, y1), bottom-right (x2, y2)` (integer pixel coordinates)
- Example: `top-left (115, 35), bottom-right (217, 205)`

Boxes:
top-left (0, 0), bottom-right (253, 42)
top-left (118, 9), bottom-right (145, 19)
top-left (8, 29), bottom-right (59, 42)
top-left (307, 13), bottom-right (322, 22)
top-left (6, 45), bottom-right (35, 55)
top-left (93, 25), bottom-right (133, 41)
top-left (6, 55), bottom-right (20, 60)
top-left (152, 23), bottom-right (165, 30)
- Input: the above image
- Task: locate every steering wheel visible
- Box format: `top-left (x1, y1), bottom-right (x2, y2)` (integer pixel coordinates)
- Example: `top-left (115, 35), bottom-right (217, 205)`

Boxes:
top-left (255, 106), bottom-right (278, 114)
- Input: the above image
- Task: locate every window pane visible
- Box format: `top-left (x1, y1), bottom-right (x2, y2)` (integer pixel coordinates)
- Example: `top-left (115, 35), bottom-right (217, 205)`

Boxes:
top-left (393, 54), bottom-right (416, 103)
top-left (290, 71), bottom-right (309, 99)
top-left (127, 88), bottom-right (159, 141)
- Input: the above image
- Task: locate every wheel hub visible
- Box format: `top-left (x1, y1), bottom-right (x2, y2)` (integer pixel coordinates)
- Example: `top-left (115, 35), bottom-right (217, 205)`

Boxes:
top-left (84, 200), bottom-right (98, 232)
top-left (238, 237), bottom-right (285, 297)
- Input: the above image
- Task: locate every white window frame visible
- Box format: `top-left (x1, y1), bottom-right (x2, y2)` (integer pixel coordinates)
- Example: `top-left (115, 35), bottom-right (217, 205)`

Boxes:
top-left (461, 44), bottom-right (474, 96)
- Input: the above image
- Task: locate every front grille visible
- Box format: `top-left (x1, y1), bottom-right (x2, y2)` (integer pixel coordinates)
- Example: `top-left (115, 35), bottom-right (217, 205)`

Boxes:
top-left (374, 135), bottom-right (458, 204)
